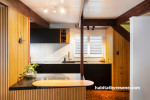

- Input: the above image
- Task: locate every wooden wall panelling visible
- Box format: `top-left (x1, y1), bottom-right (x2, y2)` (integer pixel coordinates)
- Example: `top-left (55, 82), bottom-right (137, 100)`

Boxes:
top-left (122, 38), bottom-right (130, 87)
top-left (9, 87), bottom-right (86, 100)
top-left (106, 27), bottom-right (130, 91)
top-left (0, 6), bottom-right (8, 100)
top-left (114, 30), bottom-right (119, 87)
top-left (115, 30), bottom-right (130, 88)
top-left (8, 7), bottom-right (18, 87)
top-left (106, 27), bottom-right (114, 86)
top-left (8, 7), bottom-right (29, 87)
top-left (116, 31), bottom-right (123, 87)
top-left (114, 30), bottom-right (130, 90)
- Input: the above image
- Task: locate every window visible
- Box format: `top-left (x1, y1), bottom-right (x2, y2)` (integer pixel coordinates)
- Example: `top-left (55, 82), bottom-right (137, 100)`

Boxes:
top-left (74, 35), bottom-right (104, 57)
top-left (75, 36), bottom-right (88, 54)
top-left (90, 36), bottom-right (103, 54)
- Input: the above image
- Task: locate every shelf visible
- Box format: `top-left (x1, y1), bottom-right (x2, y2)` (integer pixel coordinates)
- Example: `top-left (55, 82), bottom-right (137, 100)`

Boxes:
top-left (60, 29), bottom-right (70, 43)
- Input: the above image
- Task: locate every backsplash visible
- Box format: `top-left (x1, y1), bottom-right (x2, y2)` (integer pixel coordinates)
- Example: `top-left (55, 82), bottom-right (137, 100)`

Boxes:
top-left (30, 25), bottom-right (106, 63)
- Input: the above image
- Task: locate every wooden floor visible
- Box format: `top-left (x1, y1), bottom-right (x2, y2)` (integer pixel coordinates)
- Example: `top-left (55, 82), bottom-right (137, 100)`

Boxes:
top-left (86, 90), bottom-right (129, 100)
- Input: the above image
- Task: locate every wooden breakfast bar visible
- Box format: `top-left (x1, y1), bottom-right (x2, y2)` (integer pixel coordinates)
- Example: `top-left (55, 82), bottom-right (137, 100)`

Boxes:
top-left (9, 73), bottom-right (94, 100)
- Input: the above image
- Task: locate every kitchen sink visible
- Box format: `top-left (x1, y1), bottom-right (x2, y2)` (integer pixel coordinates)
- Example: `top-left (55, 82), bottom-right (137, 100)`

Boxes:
top-left (62, 61), bottom-right (88, 63)
top-left (62, 61), bottom-right (76, 63)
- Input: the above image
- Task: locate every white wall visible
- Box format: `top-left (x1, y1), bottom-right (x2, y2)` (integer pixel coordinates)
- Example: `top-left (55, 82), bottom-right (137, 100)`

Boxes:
top-left (130, 17), bottom-right (150, 100)
top-left (30, 24), bottom-right (106, 63)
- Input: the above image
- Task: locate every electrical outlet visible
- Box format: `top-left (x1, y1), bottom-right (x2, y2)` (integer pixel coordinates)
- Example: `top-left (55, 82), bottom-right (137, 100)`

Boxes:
top-left (117, 51), bottom-right (119, 55)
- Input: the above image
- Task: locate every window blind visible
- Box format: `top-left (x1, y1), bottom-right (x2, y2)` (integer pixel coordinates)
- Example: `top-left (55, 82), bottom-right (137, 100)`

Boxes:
top-left (90, 36), bottom-right (103, 54)
top-left (75, 36), bottom-right (88, 54)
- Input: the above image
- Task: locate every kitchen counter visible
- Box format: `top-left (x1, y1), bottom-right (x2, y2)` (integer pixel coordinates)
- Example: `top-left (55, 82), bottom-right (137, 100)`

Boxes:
top-left (9, 73), bottom-right (91, 90)
top-left (35, 63), bottom-right (111, 89)
top-left (36, 62), bottom-right (111, 73)
top-left (9, 73), bottom-right (92, 100)
top-left (32, 61), bottom-right (111, 64)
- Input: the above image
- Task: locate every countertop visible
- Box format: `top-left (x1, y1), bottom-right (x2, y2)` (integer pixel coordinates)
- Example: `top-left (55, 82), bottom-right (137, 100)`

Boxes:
top-left (32, 61), bottom-right (111, 64)
top-left (9, 73), bottom-right (87, 90)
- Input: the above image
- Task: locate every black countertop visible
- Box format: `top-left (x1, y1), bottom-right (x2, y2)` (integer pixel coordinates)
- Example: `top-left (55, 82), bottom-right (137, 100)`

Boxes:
top-left (9, 73), bottom-right (84, 91)
top-left (32, 61), bottom-right (111, 64)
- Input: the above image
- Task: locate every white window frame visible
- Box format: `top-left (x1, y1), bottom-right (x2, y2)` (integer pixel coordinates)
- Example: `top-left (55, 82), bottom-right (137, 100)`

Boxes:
top-left (74, 32), bottom-right (105, 58)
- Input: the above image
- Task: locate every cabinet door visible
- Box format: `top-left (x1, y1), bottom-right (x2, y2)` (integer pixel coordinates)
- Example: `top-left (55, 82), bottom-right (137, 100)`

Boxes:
top-left (30, 29), bottom-right (60, 43)
top-left (84, 64), bottom-right (111, 89)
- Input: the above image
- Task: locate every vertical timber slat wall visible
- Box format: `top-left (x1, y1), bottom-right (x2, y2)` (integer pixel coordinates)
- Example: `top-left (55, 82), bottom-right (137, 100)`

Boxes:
top-left (0, 6), bottom-right (8, 100)
top-left (9, 87), bottom-right (86, 100)
top-left (8, 7), bottom-right (29, 87)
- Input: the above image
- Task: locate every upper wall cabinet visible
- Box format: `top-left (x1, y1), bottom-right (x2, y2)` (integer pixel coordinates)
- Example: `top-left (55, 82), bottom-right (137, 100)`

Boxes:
top-left (30, 28), bottom-right (70, 43)
top-left (30, 29), bottom-right (60, 43)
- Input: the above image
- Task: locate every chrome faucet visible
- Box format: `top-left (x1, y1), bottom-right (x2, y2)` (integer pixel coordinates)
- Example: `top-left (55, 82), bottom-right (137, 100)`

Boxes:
top-left (64, 56), bottom-right (66, 62)
top-left (68, 51), bottom-right (71, 61)
top-left (59, 55), bottom-right (67, 62)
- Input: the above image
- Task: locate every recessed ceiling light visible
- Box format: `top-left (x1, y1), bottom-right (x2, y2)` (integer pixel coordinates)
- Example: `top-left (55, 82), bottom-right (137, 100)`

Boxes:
top-left (53, 10), bottom-right (56, 14)
top-left (60, 0), bottom-right (64, 4)
top-left (44, 8), bottom-right (48, 13)
top-left (60, 8), bottom-right (65, 14)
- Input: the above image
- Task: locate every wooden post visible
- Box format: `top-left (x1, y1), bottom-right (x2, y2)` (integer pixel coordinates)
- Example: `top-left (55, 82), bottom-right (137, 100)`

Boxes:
top-left (80, 15), bottom-right (84, 77)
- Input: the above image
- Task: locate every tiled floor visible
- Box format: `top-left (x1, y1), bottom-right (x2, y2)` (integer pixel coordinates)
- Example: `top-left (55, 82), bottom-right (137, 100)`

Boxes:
top-left (86, 90), bottom-right (129, 100)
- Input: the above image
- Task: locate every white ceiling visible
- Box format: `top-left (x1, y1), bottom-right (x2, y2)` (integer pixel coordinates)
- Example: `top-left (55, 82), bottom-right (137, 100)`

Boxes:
top-left (21, 0), bottom-right (83, 23)
top-left (84, 0), bottom-right (144, 19)
top-left (21, 0), bottom-right (144, 23)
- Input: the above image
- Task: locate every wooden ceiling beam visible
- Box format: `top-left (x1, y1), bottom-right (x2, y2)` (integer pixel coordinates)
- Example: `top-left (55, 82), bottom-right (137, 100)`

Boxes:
top-left (82, 19), bottom-right (130, 41)
top-left (116, 0), bottom-right (150, 25)
top-left (0, 0), bottom-right (49, 28)
top-left (79, 0), bottom-right (89, 24)
top-left (30, 22), bottom-right (46, 29)
top-left (83, 19), bottom-right (116, 26)
top-left (82, 0), bottom-right (89, 16)
top-left (112, 25), bottom-right (130, 41)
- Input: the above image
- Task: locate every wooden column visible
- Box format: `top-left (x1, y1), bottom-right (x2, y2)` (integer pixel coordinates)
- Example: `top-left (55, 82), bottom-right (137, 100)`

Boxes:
top-left (80, 16), bottom-right (84, 76)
